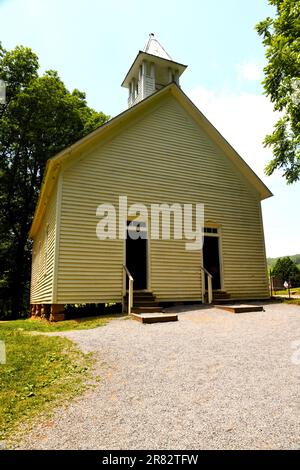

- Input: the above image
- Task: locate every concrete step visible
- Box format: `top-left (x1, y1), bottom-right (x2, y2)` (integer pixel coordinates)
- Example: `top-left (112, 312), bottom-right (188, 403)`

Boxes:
top-left (131, 312), bottom-right (178, 324)
top-left (215, 304), bottom-right (264, 314)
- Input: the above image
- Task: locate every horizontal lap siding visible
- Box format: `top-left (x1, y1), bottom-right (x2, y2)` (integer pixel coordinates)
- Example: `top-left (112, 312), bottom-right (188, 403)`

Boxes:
top-left (57, 188), bottom-right (123, 302)
top-left (151, 239), bottom-right (201, 301)
top-left (57, 95), bottom-right (269, 303)
top-left (30, 186), bottom-right (57, 303)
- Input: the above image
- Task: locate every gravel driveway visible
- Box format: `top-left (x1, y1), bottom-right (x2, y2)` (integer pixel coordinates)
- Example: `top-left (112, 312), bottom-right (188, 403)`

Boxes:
top-left (18, 302), bottom-right (300, 450)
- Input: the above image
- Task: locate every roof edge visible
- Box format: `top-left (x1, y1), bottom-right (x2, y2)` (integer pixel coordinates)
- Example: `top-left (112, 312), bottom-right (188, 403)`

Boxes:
top-left (29, 81), bottom-right (272, 238)
top-left (169, 86), bottom-right (273, 201)
top-left (121, 51), bottom-right (187, 87)
top-left (29, 84), bottom-right (176, 238)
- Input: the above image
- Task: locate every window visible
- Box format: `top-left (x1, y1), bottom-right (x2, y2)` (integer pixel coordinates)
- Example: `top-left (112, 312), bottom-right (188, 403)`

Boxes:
top-left (203, 227), bottom-right (218, 234)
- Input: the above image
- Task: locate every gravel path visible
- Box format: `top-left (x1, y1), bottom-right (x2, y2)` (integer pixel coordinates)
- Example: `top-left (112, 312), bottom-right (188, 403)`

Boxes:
top-left (18, 302), bottom-right (300, 450)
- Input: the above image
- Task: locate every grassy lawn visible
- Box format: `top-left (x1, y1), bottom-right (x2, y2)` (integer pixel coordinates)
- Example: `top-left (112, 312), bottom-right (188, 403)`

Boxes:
top-left (0, 313), bottom-right (122, 333)
top-left (274, 286), bottom-right (300, 296)
top-left (0, 315), bottom-right (119, 445)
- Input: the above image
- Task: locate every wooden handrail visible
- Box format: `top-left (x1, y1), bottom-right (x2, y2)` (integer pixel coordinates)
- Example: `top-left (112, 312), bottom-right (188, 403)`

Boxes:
top-left (122, 265), bottom-right (134, 314)
top-left (178, 267), bottom-right (213, 304)
top-left (199, 266), bottom-right (213, 304)
top-left (123, 264), bottom-right (133, 281)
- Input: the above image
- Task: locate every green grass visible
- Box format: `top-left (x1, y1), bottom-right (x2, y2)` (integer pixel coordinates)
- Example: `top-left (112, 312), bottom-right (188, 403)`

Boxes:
top-left (0, 314), bottom-right (121, 444)
top-left (0, 314), bottom-right (122, 333)
top-left (273, 287), bottom-right (300, 296)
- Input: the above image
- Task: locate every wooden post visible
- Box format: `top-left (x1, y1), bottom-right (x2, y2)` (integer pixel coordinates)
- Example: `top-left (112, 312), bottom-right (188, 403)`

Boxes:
top-left (128, 277), bottom-right (133, 315)
top-left (50, 304), bottom-right (65, 322)
top-left (35, 304), bottom-right (41, 317)
top-left (30, 304), bottom-right (35, 317)
top-left (207, 275), bottom-right (213, 304)
top-left (40, 304), bottom-right (46, 319)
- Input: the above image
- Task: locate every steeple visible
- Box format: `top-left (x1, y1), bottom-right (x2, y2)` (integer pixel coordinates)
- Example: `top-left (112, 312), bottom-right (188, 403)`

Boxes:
top-left (122, 33), bottom-right (187, 108)
top-left (143, 33), bottom-right (172, 60)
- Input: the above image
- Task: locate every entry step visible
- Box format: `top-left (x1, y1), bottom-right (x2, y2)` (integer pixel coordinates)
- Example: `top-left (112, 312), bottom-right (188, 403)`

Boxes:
top-left (131, 312), bottom-right (178, 324)
top-left (132, 306), bottom-right (163, 313)
top-left (215, 304), bottom-right (264, 314)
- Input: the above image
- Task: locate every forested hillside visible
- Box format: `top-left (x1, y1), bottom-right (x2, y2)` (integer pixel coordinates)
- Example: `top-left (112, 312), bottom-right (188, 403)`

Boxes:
top-left (267, 254), bottom-right (300, 270)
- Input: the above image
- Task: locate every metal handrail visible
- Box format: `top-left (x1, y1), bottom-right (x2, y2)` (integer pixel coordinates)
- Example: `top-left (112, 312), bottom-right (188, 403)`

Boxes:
top-left (122, 265), bottom-right (134, 314)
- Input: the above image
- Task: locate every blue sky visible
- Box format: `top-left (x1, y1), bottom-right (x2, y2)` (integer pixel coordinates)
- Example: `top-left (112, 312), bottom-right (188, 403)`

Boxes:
top-left (0, 0), bottom-right (299, 258)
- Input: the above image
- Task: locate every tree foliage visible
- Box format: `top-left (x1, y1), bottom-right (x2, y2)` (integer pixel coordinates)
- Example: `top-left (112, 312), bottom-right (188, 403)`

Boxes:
top-left (0, 44), bottom-right (109, 318)
top-left (271, 256), bottom-right (300, 286)
top-left (256, 0), bottom-right (300, 183)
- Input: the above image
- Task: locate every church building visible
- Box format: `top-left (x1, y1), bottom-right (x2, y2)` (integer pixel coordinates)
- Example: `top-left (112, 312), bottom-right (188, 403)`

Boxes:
top-left (29, 34), bottom-right (272, 320)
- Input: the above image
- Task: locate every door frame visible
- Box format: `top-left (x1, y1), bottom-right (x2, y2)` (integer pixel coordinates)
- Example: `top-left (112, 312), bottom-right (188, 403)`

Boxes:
top-left (201, 224), bottom-right (224, 292)
top-left (124, 216), bottom-right (151, 292)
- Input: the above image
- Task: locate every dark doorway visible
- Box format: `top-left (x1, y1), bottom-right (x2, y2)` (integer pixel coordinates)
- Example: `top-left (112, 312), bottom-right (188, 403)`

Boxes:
top-left (203, 236), bottom-right (221, 290)
top-left (126, 228), bottom-right (147, 290)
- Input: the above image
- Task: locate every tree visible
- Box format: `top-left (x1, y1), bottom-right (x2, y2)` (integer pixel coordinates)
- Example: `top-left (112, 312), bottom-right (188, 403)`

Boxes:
top-left (256, 0), bottom-right (300, 183)
top-left (271, 256), bottom-right (300, 287)
top-left (0, 44), bottom-right (109, 318)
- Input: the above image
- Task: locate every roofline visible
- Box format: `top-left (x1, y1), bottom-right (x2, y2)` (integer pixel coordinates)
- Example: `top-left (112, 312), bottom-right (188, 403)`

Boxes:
top-left (29, 82), bottom-right (272, 238)
top-left (173, 86), bottom-right (273, 201)
top-left (121, 50), bottom-right (187, 87)
top-left (29, 84), bottom-right (175, 238)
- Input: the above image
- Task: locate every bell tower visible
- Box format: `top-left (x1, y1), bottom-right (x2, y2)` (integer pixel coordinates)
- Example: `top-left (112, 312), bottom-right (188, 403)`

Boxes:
top-left (122, 33), bottom-right (187, 108)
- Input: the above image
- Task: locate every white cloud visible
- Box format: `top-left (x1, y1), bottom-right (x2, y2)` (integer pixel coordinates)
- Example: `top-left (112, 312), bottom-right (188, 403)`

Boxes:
top-left (188, 86), bottom-right (278, 180)
top-left (237, 62), bottom-right (261, 81)
top-left (187, 86), bottom-right (300, 258)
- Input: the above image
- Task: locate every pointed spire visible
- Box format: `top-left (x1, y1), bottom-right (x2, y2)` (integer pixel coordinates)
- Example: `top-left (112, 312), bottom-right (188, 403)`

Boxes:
top-left (143, 33), bottom-right (172, 60)
top-left (122, 34), bottom-right (187, 108)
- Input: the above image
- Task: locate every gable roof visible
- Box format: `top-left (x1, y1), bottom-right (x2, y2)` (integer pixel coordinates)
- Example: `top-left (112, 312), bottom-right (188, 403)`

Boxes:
top-left (29, 83), bottom-right (272, 238)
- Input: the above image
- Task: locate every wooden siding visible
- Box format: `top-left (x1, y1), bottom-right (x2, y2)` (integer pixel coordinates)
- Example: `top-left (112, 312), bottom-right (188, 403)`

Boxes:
top-left (55, 94), bottom-right (269, 304)
top-left (30, 184), bottom-right (57, 303)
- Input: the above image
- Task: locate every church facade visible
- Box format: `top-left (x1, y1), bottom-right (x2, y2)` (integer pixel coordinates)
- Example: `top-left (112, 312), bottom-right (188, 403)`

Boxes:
top-left (29, 35), bottom-right (272, 320)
